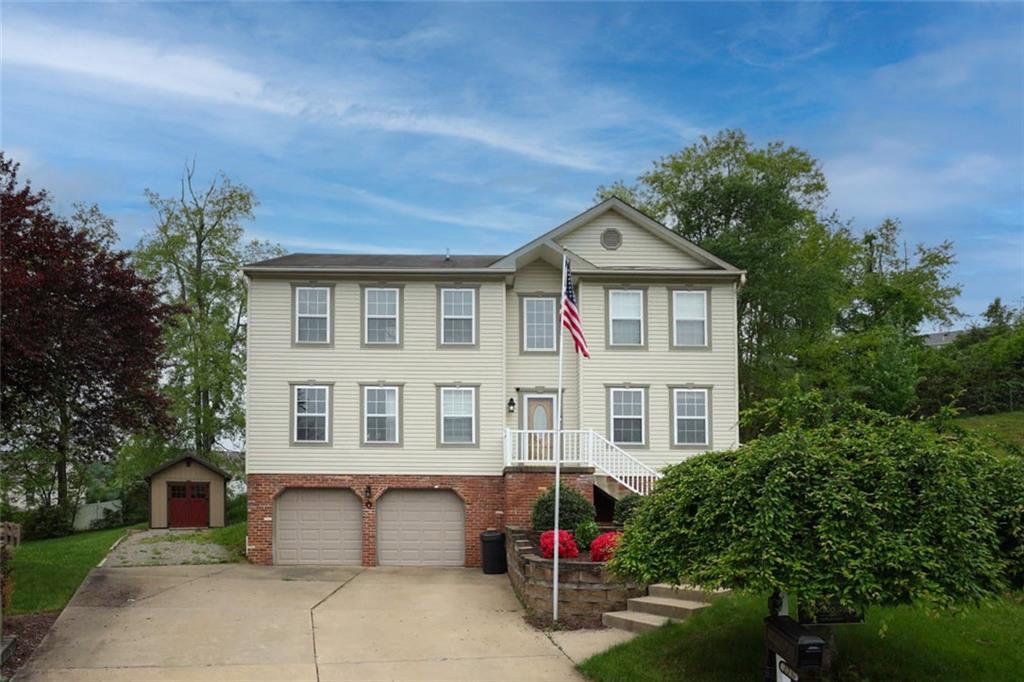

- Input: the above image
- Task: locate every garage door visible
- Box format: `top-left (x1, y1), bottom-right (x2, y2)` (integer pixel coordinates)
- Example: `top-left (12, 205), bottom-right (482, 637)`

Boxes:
top-left (377, 490), bottom-right (465, 566)
top-left (275, 488), bottom-right (362, 565)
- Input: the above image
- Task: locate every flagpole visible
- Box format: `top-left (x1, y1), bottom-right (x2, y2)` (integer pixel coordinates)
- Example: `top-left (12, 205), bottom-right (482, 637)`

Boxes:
top-left (552, 253), bottom-right (567, 622)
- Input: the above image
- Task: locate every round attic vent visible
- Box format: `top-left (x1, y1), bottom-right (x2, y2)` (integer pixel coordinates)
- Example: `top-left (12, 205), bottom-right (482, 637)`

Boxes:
top-left (600, 228), bottom-right (622, 250)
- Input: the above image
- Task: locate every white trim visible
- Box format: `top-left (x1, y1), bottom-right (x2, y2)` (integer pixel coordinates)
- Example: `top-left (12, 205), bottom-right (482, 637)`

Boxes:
top-left (294, 385), bottom-right (329, 443)
top-left (609, 289), bottom-right (644, 346)
top-left (441, 288), bottom-right (476, 345)
top-left (295, 286), bottom-right (330, 344)
top-left (440, 386), bottom-right (476, 444)
top-left (673, 388), bottom-right (709, 446)
top-left (364, 385), bottom-right (399, 443)
top-left (364, 287), bottom-right (400, 345)
top-left (672, 290), bottom-right (708, 347)
top-left (523, 296), bottom-right (557, 352)
top-left (610, 387), bottom-right (645, 446)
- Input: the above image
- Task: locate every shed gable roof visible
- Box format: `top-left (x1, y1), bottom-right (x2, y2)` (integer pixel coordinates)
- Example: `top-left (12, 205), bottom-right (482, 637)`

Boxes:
top-left (144, 454), bottom-right (232, 482)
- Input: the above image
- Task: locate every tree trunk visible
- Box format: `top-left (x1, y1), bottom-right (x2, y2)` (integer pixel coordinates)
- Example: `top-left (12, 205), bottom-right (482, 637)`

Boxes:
top-left (56, 405), bottom-right (70, 521)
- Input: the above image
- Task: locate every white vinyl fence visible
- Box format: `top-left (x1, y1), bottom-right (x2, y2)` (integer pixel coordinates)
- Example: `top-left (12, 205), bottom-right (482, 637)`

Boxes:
top-left (73, 500), bottom-right (122, 530)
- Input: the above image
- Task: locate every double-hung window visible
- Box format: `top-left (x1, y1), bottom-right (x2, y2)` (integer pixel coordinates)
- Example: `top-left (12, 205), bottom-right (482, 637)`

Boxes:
top-left (673, 388), bottom-right (708, 446)
top-left (365, 287), bottom-right (400, 345)
top-left (440, 387), bottom-right (476, 444)
top-left (673, 290), bottom-right (708, 347)
top-left (441, 288), bottom-right (475, 345)
top-left (294, 385), bottom-right (329, 443)
top-left (523, 297), bottom-right (557, 351)
top-left (364, 386), bottom-right (399, 444)
top-left (610, 387), bottom-right (645, 445)
top-left (295, 287), bottom-right (330, 344)
top-left (608, 290), bottom-right (643, 346)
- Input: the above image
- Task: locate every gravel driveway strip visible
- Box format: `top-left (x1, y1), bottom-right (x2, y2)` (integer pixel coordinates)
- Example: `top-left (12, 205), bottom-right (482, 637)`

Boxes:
top-left (103, 529), bottom-right (232, 567)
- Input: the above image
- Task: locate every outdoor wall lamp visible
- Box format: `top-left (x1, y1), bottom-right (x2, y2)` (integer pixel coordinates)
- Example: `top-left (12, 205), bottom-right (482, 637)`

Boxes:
top-left (507, 397), bottom-right (516, 413)
top-left (364, 485), bottom-right (372, 508)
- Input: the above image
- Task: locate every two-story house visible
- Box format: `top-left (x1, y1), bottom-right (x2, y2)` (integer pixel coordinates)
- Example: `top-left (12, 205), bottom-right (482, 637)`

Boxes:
top-left (243, 198), bottom-right (743, 567)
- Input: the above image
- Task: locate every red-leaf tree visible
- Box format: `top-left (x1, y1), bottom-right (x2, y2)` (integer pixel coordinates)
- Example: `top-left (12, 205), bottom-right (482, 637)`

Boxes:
top-left (0, 153), bottom-right (174, 519)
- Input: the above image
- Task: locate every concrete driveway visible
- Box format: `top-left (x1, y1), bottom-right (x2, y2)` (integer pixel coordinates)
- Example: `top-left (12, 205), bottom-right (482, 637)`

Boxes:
top-left (15, 564), bottom-right (608, 681)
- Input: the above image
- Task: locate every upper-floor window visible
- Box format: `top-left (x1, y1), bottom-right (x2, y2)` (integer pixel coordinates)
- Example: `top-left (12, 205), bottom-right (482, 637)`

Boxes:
top-left (364, 386), bottom-right (399, 444)
top-left (610, 387), bottom-right (645, 445)
top-left (294, 385), bottom-right (329, 443)
top-left (441, 288), bottom-right (475, 345)
top-left (608, 289), bottom-right (644, 346)
top-left (523, 297), bottom-right (557, 351)
top-left (673, 290), bottom-right (707, 347)
top-left (673, 388), bottom-right (708, 446)
top-left (440, 386), bottom-right (476, 444)
top-left (365, 287), bottom-right (400, 345)
top-left (295, 286), bottom-right (330, 344)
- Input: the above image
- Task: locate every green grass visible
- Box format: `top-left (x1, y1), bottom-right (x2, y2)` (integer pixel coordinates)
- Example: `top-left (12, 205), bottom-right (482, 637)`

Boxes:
top-left (956, 410), bottom-right (1024, 455)
top-left (138, 522), bottom-right (247, 561)
top-left (579, 592), bottom-right (1024, 682)
top-left (7, 526), bottom-right (132, 615)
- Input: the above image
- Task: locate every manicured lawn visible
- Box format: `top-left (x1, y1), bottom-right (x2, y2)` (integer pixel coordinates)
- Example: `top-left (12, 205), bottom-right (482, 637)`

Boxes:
top-left (579, 591), bottom-right (1024, 682)
top-left (137, 521), bottom-right (247, 561)
top-left (7, 526), bottom-right (132, 615)
top-left (956, 410), bottom-right (1024, 455)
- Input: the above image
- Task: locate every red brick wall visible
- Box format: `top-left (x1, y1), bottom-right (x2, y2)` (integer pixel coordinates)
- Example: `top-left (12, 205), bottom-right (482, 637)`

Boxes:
top-left (247, 469), bottom-right (595, 567)
top-left (502, 468), bottom-right (595, 528)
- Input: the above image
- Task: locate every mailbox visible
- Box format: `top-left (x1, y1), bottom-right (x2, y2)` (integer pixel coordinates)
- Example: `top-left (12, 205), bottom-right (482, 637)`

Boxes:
top-left (764, 615), bottom-right (825, 670)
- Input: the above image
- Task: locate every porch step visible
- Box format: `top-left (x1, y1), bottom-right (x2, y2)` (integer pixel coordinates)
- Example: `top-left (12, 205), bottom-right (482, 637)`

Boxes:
top-left (593, 474), bottom-right (634, 501)
top-left (647, 583), bottom-right (731, 602)
top-left (627, 595), bottom-right (709, 620)
top-left (601, 610), bottom-right (669, 634)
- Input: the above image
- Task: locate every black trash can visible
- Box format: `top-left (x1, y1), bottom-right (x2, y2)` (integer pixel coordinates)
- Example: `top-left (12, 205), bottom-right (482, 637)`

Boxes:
top-left (480, 530), bottom-right (507, 574)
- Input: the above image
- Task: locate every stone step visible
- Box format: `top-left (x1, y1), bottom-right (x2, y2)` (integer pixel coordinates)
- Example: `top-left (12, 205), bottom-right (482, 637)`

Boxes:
top-left (627, 595), bottom-right (709, 620)
top-left (602, 609), bottom-right (669, 634)
top-left (647, 583), bottom-right (731, 602)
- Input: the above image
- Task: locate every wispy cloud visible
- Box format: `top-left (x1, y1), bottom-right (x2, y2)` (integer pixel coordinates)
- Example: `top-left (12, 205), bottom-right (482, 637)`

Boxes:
top-left (247, 231), bottom-right (419, 254)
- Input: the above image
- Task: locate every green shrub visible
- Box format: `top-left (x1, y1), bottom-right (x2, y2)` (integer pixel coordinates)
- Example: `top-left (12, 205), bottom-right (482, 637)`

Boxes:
top-left (120, 481), bottom-right (149, 525)
top-left (89, 506), bottom-right (124, 530)
top-left (22, 506), bottom-right (73, 540)
top-left (991, 454), bottom-right (1024, 588)
top-left (530, 485), bottom-right (595, 532)
top-left (574, 519), bottom-right (600, 551)
top-left (226, 493), bottom-right (248, 524)
top-left (613, 493), bottom-right (643, 526)
top-left (611, 401), bottom-right (1013, 614)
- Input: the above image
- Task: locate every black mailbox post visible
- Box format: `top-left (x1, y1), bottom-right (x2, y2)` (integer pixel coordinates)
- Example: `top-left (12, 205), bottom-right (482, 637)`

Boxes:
top-left (764, 615), bottom-right (826, 681)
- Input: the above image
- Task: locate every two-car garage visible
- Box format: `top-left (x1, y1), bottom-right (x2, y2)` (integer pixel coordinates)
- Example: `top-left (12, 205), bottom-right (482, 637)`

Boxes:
top-left (273, 488), bottom-right (465, 566)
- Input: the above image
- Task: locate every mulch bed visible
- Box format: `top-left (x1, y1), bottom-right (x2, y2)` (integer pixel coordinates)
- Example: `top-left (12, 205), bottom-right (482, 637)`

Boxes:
top-left (525, 611), bottom-right (605, 631)
top-left (2, 612), bottom-right (58, 680)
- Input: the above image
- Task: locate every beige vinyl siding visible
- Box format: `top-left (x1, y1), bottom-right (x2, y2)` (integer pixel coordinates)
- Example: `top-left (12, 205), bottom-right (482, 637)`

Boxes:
top-left (556, 211), bottom-right (707, 269)
top-left (504, 259), bottom-right (580, 430)
top-left (247, 277), bottom-right (506, 475)
top-left (577, 279), bottom-right (740, 469)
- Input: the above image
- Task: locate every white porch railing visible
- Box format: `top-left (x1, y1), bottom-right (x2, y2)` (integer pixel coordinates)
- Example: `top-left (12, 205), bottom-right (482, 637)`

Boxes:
top-left (503, 428), bottom-right (661, 495)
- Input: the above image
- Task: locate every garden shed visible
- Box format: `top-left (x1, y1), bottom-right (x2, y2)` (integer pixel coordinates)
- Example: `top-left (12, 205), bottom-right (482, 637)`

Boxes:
top-left (145, 455), bottom-right (230, 529)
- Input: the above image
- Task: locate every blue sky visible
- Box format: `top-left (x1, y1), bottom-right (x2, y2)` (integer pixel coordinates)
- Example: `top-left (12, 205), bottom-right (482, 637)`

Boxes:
top-left (3, 2), bottom-right (1022, 327)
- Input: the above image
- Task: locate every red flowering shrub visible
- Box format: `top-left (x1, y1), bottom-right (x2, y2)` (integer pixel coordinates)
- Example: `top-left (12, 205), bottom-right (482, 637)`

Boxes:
top-left (590, 531), bottom-right (622, 562)
top-left (539, 530), bottom-right (579, 559)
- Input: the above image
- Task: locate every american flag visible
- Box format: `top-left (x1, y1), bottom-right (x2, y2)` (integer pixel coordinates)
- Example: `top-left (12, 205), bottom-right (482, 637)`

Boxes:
top-left (561, 256), bottom-right (590, 358)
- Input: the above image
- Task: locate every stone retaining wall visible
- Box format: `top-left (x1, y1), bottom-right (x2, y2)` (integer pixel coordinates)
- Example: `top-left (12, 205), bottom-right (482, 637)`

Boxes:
top-left (505, 526), bottom-right (643, 622)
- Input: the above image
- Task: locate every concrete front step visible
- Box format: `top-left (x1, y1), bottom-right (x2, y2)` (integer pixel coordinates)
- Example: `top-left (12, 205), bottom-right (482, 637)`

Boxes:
top-left (627, 595), bottom-right (709, 619)
top-left (647, 583), bottom-right (731, 602)
top-left (602, 609), bottom-right (669, 634)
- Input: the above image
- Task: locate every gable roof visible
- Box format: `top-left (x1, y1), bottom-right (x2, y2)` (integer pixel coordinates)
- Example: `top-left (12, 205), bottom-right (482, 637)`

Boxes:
top-left (144, 454), bottom-right (232, 482)
top-left (242, 197), bottom-right (742, 276)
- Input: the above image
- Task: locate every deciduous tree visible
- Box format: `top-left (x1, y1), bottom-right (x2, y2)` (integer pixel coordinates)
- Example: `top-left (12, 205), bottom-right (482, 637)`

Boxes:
top-left (0, 153), bottom-right (173, 519)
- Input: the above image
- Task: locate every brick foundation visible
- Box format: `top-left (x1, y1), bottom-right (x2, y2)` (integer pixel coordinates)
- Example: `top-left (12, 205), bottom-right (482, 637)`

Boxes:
top-left (247, 468), bottom-right (594, 567)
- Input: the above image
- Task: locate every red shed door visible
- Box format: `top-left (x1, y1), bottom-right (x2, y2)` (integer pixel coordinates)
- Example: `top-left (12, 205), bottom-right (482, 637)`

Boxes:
top-left (168, 481), bottom-right (210, 528)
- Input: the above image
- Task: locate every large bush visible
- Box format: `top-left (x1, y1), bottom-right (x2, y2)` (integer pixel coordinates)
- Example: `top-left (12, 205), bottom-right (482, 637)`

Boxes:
top-left (610, 402), bottom-right (1015, 613)
top-left (991, 454), bottom-right (1024, 588)
top-left (531, 485), bottom-right (595, 532)
top-left (613, 494), bottom-right (643, 526)
top-left (22, 505), bottom-right (73, 540)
